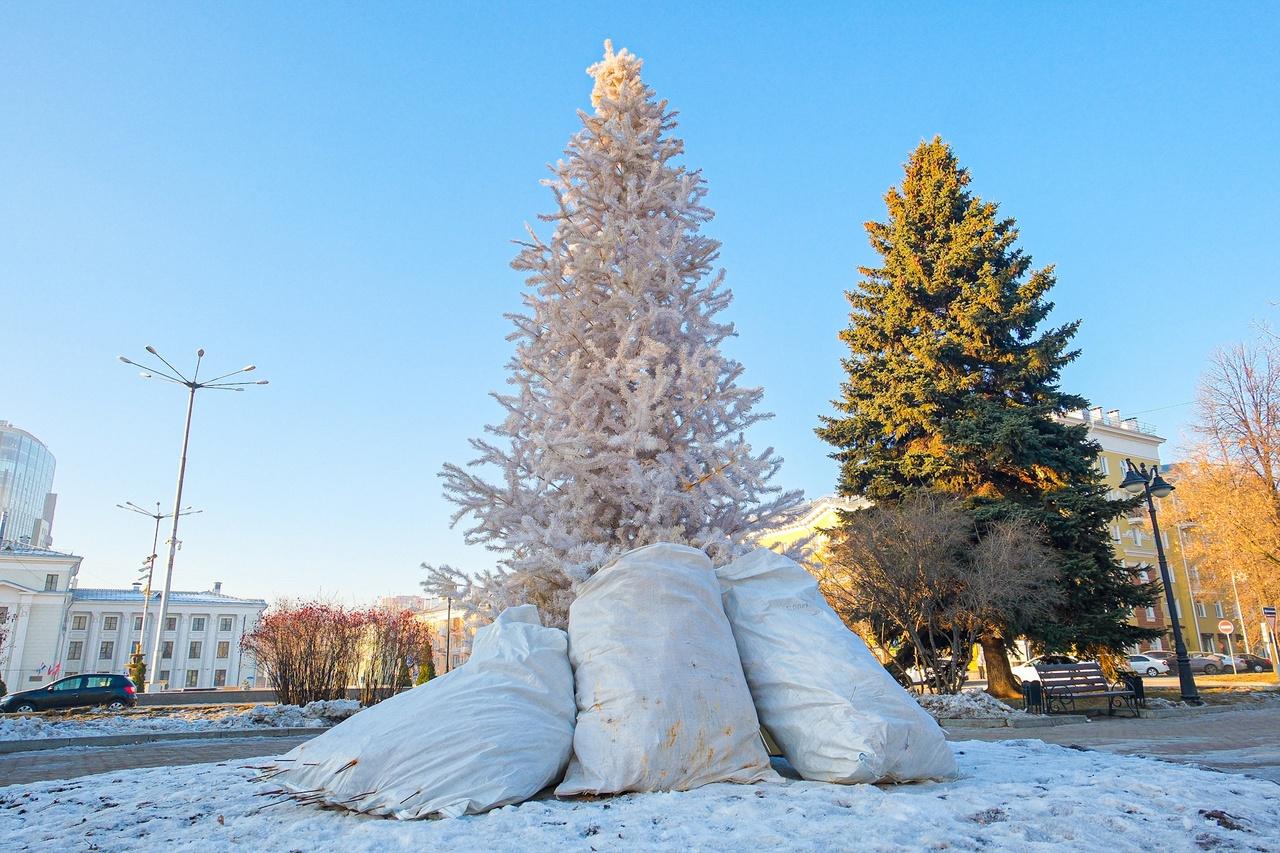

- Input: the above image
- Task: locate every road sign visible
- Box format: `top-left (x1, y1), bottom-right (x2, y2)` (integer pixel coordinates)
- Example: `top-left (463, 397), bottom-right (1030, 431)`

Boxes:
top-left (1218, 619), bottom-right (1234, 634)
top-left (1265, 605), bottom-right (1277, 633)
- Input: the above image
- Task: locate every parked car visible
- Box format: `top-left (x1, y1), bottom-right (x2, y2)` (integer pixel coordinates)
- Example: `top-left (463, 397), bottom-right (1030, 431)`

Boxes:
top-left (1141, 650), bottom-right (1177, 666)
top-left (0, 673), bottom-right (137, 713)
top-left (1124, 654), bottom-right (1170, 677)
top-left (1229, 653), bottom-right (1275, 673)
top-left (1011, 654), bottom-right (1080, 682)
top-left (1188, 653), bottom-right (1230, 674)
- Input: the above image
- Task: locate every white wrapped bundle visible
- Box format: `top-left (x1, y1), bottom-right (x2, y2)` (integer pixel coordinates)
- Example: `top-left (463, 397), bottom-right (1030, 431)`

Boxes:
top-left (267, 604), bottom-right (575, 818)
top-left (717, 548), bottom-right (956, 783)
top-left (557, 543), bottom-right (776, 795)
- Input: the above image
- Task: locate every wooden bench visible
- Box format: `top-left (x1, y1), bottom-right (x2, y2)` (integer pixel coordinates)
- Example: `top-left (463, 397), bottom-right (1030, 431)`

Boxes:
top-left (1036, 662), bottom-right (1138, 717)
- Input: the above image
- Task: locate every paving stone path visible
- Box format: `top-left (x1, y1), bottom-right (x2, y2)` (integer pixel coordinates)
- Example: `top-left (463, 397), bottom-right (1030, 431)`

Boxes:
top-left (946, 703), bottom-right (1280, 783)
top-left (0, 735), bottom-right (313, 785)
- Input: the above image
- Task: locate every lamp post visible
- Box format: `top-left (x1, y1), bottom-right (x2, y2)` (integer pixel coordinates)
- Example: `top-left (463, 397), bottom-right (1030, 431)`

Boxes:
top-left (116, 501), bottom-right (202, 680)
top-left (119, 346), bottom-right (267, 692)
top-left (1120, 459), bottom-right (1201, 705)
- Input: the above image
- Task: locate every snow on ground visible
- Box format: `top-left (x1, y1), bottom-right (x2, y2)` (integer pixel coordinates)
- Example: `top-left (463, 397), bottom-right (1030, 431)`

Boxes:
top-left (2, 739), bottom-right (1276, 852)
top-left (915, 690), bottom-right (1023, 719)
top-left (0, 699), bottom-right (359, 741)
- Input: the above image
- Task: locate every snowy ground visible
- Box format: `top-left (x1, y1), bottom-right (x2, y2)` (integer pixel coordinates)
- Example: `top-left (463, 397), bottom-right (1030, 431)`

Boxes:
top-left (1, 739), bottom-right (1276, 851)
top-left (0, 700), bottom-right (359, 740)
top-left (915, 690), bottom-right (1023, 719)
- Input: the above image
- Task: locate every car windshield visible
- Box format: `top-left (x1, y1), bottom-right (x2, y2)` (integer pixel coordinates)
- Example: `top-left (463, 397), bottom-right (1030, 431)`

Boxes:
top-left (52, 678), bottom-right (82, 691)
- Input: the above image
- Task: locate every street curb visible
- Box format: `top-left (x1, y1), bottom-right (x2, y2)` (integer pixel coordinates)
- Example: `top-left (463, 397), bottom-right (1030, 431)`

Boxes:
top-left (1137, 704), bottom-right (1239, 719)
top-left (0, 726), bottom-right (327, 754)
top-left (941, 715), bottom-right (1088, 728)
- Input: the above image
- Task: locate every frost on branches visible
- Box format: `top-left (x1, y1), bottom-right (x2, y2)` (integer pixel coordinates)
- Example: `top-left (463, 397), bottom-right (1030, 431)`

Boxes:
top-left (424, 42), bottom-right (803, 625)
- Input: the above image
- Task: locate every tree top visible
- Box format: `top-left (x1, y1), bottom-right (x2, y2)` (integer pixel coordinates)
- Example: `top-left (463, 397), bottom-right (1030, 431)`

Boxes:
top-left (589, 40), bottom-right (644, 110)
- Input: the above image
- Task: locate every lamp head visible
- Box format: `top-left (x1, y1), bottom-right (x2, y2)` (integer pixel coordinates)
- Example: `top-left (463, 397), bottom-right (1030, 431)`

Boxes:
top-left (145, 346), bottom-right (157, 354)
top-left (1148, 472), bottom-right (1175, 499)
top-left (1119, 463), bottom-right (1148, 495)
top-left (197, 348), bottom-right (205, 357)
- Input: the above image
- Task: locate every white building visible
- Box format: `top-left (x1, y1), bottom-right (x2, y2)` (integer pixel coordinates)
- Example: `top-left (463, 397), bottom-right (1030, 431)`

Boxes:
top-left (0, 546), bottom-right (80, 689)
top-left (0, 545), bottom-right (267, 691)
top-left (63, 583), bottom-right (267, 689)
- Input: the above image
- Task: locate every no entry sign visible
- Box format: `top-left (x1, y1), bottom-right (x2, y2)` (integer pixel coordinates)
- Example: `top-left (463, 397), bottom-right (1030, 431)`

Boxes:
top-left (1218, 619), bottom-right (1234, 634)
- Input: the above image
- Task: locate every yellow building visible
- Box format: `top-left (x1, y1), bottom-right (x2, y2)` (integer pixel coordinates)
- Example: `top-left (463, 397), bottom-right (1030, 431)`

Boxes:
top-left (1058, 407), bottom-right (1232, 655)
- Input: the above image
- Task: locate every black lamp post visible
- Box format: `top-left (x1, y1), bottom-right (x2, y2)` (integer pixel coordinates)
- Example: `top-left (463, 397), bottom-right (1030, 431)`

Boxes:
top-left (1120, 459), bottom-right (1201, 705)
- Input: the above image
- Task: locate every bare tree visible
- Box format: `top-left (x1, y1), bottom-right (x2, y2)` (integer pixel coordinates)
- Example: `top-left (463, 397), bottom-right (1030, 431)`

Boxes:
top-left (1170, 334), bottom-right (1280, 651)
top-left (821, 495), bottom-right (1058, 694)
top-left (241, 601), bottom-right (367, 706)
top-left (357, 609), bottom-right (434, 706)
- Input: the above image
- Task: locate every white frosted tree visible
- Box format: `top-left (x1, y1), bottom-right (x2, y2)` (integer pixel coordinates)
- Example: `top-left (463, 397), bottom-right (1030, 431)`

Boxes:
top-left (424, 42), bottom-right (803, 624)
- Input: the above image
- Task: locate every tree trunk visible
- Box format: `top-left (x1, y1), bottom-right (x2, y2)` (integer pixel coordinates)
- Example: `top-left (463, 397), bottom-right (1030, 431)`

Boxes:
top-left (980, 633), bottom-right (1021, 699)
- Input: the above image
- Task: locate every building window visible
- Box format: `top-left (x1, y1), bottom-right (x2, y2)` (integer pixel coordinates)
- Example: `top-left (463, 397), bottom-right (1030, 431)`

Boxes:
top-left (44, 573), bottom-right (58, 591)
top-left (216, 641), bottom-right (230, 659)
top-left (1151, 638), bottom-right (1163, 651)
top-left (1144, 607), bottom-right (1156, 620)
top-left (103, 616), bottom-right (119, 631)
top-left (162, 641), bottom-right (173, 659)
top-left (71, 614), bottom-right (88, 631)
top-left (68, 641), bottom-right (83, 661)
top-left (1110, 525), bottom-right (1121, 542)
top-left (131, 641), bottom-right (142, 654)
top-left (99, 641), bottom-right (115, 660)
top-left (185, 670), bottom-right (198, 688)
top-left (1214, 602), bottom-right (1224, 618)
top-left (191, 617), bottom-right (206, 632)
top-left (159, 669), bottom-right (170, 683)
top-left (1097, 457), bottom-right (1110, 475)
top-left (214, 669), bottom-right (227, 687)
top-left (219, 617), bottom-right (233, 633)
top-left (1137, 570), bottom-right (1149, 583)
top-left (165, 617), bottom-right (177, 631)
top-left (188, 641), bottom-right (202, 659)
top-left (1196, 602), bottom-right (1207, 618)
top-left (1133, 530), bottom-right (1144, 547)
top-left (133, 616), bottom-right (143, 631)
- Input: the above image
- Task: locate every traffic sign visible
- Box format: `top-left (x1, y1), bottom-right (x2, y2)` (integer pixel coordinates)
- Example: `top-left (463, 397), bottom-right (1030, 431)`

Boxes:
top-left (1265, 605), bottom-right (1277, 633)
top-left (1218, 619), bottom-right (1234, 634)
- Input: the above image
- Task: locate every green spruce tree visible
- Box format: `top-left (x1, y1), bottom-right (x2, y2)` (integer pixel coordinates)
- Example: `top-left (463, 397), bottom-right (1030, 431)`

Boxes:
top-left (817, 137), bottom-right (1159, 695)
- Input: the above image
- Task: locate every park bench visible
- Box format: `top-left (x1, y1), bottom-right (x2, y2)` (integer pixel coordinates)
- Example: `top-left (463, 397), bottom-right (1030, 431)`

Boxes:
top-left (1036, 662), bottom-right (1138, 717)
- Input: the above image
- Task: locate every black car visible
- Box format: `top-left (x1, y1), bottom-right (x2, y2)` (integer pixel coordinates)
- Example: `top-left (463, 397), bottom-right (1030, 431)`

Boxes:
top-left (0, 673), bottom-right (138, 713)
top-left (1231, 653), bottom-right (1275, 673)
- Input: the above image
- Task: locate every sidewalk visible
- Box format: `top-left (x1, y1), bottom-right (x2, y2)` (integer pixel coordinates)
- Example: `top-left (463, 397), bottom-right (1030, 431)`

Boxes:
top-left (0, 734), bottom-right (314, 785)
top-left (946, 703), bottom-right (1280, 783)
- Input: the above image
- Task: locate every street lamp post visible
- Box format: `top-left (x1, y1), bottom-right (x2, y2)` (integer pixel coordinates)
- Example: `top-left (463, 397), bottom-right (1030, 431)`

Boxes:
top-left (116, 501), bottom-right (202, 680)
top-left (119, 346), bottom-right (267, 692)
top-left (1121, 459), bottom-right (1201, 705)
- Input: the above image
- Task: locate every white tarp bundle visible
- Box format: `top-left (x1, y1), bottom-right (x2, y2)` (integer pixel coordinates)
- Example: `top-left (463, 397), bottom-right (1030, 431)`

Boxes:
top-left (268, 604), bottom-right (575, 819)
top-left (717, 548), bottom-right (957, 784)
top-left (556, 543), bottom-right (776, 795)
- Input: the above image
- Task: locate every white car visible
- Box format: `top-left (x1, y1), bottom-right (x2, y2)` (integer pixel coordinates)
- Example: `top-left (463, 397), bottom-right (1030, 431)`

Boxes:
top-left (1125, 654), bottom-right (1170, 676)
top-left (1010, 654), bottom-right (1079, 682)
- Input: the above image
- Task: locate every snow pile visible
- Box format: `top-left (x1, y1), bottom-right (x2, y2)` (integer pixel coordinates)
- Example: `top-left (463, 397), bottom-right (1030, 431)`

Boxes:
top-left (1143, 697), bottom-right (1187, 709)
top-left (915, 690), bottom-right (1024, 719)
top-left (246, 700), bottom-right (360, 728)
top-left (0, 701), bottom-right (361, 741)
top-left (4, 740), bottom-right (1279, 850)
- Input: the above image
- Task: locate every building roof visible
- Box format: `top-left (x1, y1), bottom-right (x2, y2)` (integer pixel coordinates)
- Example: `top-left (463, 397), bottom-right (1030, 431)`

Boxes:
top-left (71, 588), bottom-right (268, 607)
top-left (0, 545), bottom-right (80, 559)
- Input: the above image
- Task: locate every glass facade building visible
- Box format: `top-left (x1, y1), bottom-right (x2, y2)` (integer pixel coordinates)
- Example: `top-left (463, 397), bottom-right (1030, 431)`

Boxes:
top-left (0, 421), bottom-right (57, 548)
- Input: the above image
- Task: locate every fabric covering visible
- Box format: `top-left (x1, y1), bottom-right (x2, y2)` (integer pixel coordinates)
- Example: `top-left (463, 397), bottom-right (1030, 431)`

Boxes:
top-left (717, 548), bottom-right (957, 783)
top-left (270, 604), bottom-right (576, 819)
top-left (556, 543), bottom-right (776, 795)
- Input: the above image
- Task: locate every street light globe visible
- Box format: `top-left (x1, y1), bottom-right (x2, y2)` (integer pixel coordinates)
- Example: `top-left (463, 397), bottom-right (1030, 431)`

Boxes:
top-left (1119, 469), bottom-right (1147, 495)
top-left (1149, 474), bottom-right (1175, 499)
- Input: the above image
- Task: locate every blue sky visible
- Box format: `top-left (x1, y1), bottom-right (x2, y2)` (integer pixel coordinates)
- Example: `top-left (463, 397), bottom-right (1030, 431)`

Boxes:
top-left (2, 4), bottom-right (1277, 602)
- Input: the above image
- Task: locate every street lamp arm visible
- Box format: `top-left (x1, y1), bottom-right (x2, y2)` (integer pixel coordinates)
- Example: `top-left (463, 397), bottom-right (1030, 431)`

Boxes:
top-left (145, 348), bottom-right (191, 384)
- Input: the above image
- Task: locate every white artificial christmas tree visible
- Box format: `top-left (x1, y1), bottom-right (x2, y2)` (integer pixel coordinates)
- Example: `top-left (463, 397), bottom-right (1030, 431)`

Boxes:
top-left (425, 42), bottom-right (803, 624)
